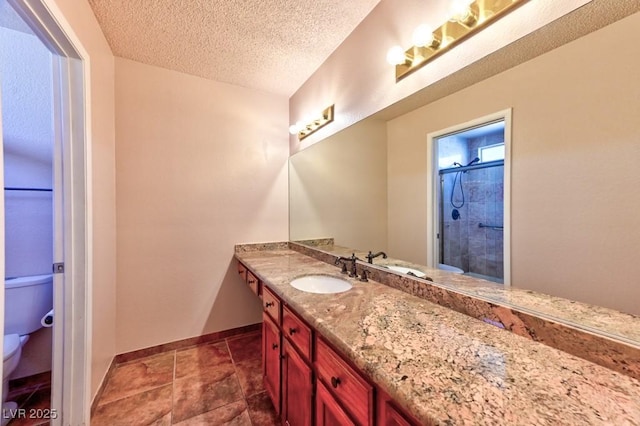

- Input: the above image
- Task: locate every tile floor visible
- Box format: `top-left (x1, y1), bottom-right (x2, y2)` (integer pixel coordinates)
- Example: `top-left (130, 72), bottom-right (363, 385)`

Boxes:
top-left (92, 331), bottom-right (279, 425)
top-left (4, 372), bottom-right (51, 426)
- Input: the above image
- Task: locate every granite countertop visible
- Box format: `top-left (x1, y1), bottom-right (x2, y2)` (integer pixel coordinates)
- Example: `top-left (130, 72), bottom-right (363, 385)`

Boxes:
top-left (235, 247), bottom-right (640, 426)
top-left (304, 242), bottom-right (640, 345)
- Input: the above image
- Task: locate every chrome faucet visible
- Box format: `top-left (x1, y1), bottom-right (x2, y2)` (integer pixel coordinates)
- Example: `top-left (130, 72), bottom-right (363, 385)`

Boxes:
top-left (366, 251), bottom-right (387, 264)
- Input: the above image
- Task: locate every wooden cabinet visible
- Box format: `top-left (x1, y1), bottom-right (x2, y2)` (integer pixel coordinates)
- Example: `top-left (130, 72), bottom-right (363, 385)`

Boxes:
top-left (316, 380), bottom-right (355, 426)
top-left (283, 305), bottom-right (312, 361)
top-left (247, 270), bottom-right (260, 296)
top-left (258, 279), bottom-right (314, 426)
top-left (282, 338), bottom-right (313, 426)
top-left (262, 286), bottom-right (281, 324)
top-left (263, 313), bottom-right (281, 416)
top-left (237, 260), bottom-right (420, 426)
top-left (315, 338), bottom-right (374, 426)
top-left (238, 261), bottom-right (260, 296)
top-left (377, 390), bottom-right (420, 426)
top-left (237, 261), bottom-right (247, 279)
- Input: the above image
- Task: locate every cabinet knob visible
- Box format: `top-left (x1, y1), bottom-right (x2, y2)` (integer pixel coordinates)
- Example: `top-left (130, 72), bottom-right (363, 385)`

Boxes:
top-left (248, 279), bottom-right (255, 284)
top-left (288, 327), bottom-right (297, 335)
top-left (265, 302), bottom-right (274, 307)
top-left (330, 376), bottom-right (341, 388)
top-left (272, 343), bottom-right (279, 350)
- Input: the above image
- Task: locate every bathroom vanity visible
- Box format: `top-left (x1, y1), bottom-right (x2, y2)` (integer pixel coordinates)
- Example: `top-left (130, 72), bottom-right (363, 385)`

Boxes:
top-left (237, 254), bottom-right (417, 425)
top-left (235, 242), bottom-right (640, 425)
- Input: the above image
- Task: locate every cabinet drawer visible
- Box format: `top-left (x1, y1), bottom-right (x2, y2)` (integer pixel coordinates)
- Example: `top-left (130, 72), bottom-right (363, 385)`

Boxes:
top-left (246, 270), bottom-right (260, 296)
top-left (237, 261), bottom-right (247, 279)
top-left (262, 286), bottom-right (281, 325)
top-left (315, 338), bottom-right (374, 426)
top-left (282, 306), bottom-right (312, 361)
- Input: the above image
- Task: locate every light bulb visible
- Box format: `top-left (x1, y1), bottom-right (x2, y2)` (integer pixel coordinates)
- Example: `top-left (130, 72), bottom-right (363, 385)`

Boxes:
top-left (412, 24), bottom-right (435, 48)
top-left (303, 115), bottom-right (313, 127)
top-left (450, 0), bottom-right (473, 22)
top-left (289, 124), bottom-right (299, 135)
top-left (386, 45), bottom-right (407, 66)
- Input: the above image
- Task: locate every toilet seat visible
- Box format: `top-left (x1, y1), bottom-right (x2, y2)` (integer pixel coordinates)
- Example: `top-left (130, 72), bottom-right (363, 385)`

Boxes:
top-left (3, 334), bottom-right (20, 361)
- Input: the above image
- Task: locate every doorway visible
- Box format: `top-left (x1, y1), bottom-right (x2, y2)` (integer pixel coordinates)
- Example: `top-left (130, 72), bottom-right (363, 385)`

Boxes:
top-left (1, 0), bottom-right (89, 424)
top-left (428, 110), bottom-right (511, 285)
top-left (0, 5), bottom-right (55, 421)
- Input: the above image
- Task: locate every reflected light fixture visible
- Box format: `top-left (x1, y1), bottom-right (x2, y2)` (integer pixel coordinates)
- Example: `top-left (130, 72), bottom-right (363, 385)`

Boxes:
top-left (386, 0), bottom-right (528, 82)
top-left (289, 105), bottom-right (335, 140)
top-left (449, 0), bottom-right (477, 27)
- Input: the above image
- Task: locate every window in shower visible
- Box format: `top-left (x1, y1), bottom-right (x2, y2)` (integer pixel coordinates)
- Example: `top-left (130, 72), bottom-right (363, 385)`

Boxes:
top-left (427, 111), bottom-right (511, 285)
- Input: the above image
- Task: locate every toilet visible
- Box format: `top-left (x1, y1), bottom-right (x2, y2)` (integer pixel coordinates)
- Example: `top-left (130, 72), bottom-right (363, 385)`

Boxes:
top-left (3, 274), bottom-right (53, 421)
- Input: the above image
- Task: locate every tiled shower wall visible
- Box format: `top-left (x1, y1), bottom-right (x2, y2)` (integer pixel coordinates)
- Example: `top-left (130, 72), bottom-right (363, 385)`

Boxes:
top-left (442, 131), bottom-right (504, 280)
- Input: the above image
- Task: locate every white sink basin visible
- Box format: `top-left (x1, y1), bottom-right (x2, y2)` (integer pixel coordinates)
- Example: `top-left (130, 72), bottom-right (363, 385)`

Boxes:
top-left (384, 265), bottom-right (428, 279)
top-left (290, 275), bottom-right (352, 294)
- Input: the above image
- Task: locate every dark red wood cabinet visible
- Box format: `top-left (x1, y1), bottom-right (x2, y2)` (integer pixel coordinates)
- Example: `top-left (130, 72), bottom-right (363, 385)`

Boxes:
top-left (263, 313), bottom-right (281, 415)
top-left (316, 380), bottom-right (356, 426)
top-left (237, 261), bottom-right (420, 426)
top-left (282, 338), bottom-right (313, 426)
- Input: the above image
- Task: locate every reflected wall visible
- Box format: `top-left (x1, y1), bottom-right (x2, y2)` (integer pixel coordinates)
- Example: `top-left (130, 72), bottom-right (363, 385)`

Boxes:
top-left (388, 11), bottom-right (640, 315)
top-left (290, 11), bottom-right (640, 316)
top-left (290, 119), bottom-right (387, 251)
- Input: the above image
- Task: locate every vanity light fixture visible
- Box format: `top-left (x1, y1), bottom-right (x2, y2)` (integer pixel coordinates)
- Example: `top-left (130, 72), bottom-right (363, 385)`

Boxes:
top-left (289, 104), bottom-right (335, 140)
top-left (387, 0), bottom-right (528, 82)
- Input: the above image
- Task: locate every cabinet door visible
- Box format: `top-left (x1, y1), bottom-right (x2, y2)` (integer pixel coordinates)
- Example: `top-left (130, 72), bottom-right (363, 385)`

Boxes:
top-left (377, 390), bottom-right (419, 426)
top-left (316, 380), bottom-right (355, 426)
top-left (282, 339), bottom-right (313, 426)
top-left (315, 338), bottom-right (373, 426)
top-left (263, 314), bottom-right (281, 415)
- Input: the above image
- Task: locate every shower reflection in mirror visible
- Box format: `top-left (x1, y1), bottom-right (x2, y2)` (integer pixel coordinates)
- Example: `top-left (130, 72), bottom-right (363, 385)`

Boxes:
top-left (435, 119), bottom-right (505, 283)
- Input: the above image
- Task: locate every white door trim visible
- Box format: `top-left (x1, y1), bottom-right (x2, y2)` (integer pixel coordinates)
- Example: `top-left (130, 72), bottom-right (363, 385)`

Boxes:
top-left (7, 0), bottom-right (91, 423)
top-left (426, 109), bottom-right (512, 286)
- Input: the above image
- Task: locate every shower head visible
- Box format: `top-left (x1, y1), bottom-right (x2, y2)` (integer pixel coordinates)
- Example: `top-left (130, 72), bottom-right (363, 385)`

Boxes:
top-left (466, 157), bottom-right (480, 167)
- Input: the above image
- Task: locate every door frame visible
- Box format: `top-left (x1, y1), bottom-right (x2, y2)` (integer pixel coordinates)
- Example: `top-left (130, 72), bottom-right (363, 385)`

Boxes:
top-left (426, 109), bottom-right (512, 286)
top-left (6, 0), bottom-right (91, 423)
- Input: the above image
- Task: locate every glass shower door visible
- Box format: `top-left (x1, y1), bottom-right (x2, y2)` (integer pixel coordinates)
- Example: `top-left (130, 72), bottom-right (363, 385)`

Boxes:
top-left (440, 163), bottom-right (504, 283)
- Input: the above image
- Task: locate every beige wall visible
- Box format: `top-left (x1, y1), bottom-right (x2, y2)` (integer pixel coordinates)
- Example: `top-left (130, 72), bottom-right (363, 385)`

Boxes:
top-left (387, 12), bottom-right (640, 315)
top-left (43, 0), bottom-right (117, 401)
top-left (289, 0), bottom-right (594, 154)
top-left (290, 119), bottom-right (387, 251)
top-left (115, 58), bottom-right (289, 353)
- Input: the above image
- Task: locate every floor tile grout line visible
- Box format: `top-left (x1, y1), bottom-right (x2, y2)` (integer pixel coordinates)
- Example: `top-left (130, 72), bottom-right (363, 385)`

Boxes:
top-left (95, 350), bottom-right (177, 409)
top-left (228, 336), bottom-right (273, 425)
top-left (94, 382), bottom-right (174, 409)
top-left (225, 336), bottom-right (257, 424)
top-left (172, 340), bottom-right (246, 425)
top-left (92, 333), bottom-right (268, 424)
top-left (225, 337), bottom-right (248, 399)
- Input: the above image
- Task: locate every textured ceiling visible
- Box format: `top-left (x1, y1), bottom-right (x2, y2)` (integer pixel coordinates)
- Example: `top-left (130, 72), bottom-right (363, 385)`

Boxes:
top-left (87, 0), bottom-right (382, 96)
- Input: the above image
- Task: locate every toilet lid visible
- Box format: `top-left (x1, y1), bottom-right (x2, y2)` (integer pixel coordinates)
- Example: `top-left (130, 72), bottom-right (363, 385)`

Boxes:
top-left (3, 334), bottom-right (20, 361)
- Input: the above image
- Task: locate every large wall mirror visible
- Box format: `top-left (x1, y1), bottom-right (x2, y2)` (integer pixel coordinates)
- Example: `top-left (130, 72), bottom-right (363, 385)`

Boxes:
top-left (289, 10), bottom-right (640, 345)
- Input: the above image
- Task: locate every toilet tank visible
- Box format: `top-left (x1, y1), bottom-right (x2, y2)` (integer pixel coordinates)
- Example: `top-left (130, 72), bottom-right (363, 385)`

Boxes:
top-left (4, 274), bottom-right (53, 335)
